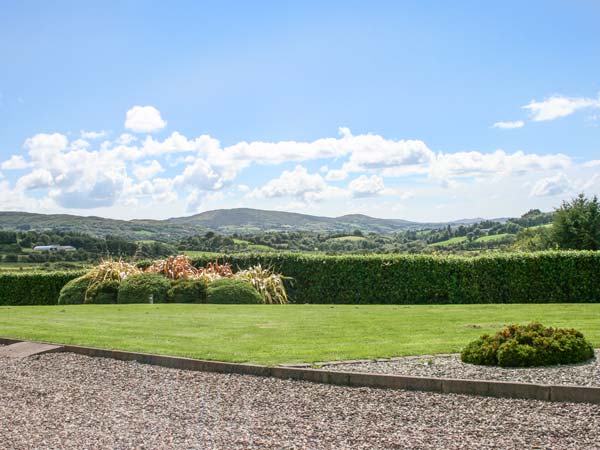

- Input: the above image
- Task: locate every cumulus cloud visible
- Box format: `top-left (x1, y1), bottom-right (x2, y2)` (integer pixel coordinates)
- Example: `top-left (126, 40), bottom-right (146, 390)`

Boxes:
top-left (492, 120), bottom-right (524, 129)
top-left (69, 139), bottom-right (90, 150)
top-left (325, 169), bottom-right (348, 181)
top-left (50, 174), bottom-right (125, 208)
top-left (1, 155), bottom-right (31, 170)
top-left (125, 106), bottom-right (167, 133)
top-left (530, 173), bottom-right (573, 197)
top-left (429, 150), bottom-right (571, 183)
top-left (251, 165), bottom-right (329, 200)
top-left (25, 133), bottom-right (68, 166)
top-left (348, 174), bottom-right (385, 197)
top-left (16, 169), bottom-right (54, 191)
top-left (523, 94), bottom-right (600, 122)
top-left (80, 130), bottom-right (108, 140)
top-left (174, 157), bottom-right (223, 191)
top-left (116, 133), bottom-right (137, 145)
top-left (583, 160), bottom-right (600, 168)
top-left (2, 108), bottom-right (596, 217)
top-left (132, 160), bottom-right (164, 180)
top-left (343, 136), bottom-right (434, 173)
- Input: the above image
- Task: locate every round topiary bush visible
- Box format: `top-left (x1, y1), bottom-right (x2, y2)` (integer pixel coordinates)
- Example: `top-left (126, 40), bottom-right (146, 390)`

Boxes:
top-left (57, 275), bottom-right (92, 305)
top-left (85, 279), bottom-right (120, 304)
top-left (167, 279), bottom-right (207, 303)
top-left (117, 273), bottom-right (170, 304)
top-left (461, 322), bottom-right (595, 367)
top-left (206, 278), bottom-right (263, 304)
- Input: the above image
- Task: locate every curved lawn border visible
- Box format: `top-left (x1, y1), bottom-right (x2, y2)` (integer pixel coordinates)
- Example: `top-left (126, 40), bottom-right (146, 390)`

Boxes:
top-left (1, 337), bottom-right (599, 404)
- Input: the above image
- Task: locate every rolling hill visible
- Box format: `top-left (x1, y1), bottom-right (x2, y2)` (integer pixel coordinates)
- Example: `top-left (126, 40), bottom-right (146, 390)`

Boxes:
top-left (0, 208), bottom-right (492, 241)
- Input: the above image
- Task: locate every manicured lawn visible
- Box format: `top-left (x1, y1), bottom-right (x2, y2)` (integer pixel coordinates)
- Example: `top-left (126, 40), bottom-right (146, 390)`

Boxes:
top-left (0, 304), bottom-right (599, 365)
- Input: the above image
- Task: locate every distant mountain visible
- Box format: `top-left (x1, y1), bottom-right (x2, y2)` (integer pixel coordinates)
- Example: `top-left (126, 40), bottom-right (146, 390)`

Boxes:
top-left (168, 208), bottom-right (424, 234)
top-left (0, 207), bottom-right (506, 241)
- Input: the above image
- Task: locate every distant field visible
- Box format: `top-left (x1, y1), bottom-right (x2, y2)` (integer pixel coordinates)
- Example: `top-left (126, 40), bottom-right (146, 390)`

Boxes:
top-left (328, 235), bottom-right (367, 242)
top-left (0, 303), bottom-right (598, 365)
top-left (528, 223), bottom-right (553, 230)
top-left (181, 250), bottom-right (222, 259)
top-left (474, 233), bottom-right (514, 243)
top-left (429, 236), bottom-right (468, 246)
top-left (0, 262), bottom-right (88, 272)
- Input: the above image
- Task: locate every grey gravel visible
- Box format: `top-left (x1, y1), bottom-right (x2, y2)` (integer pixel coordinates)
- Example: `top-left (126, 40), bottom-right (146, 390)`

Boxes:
top-left (327, 350), bottom-right (600, 387)
top-left (1, 351), bottom-right (600, 449)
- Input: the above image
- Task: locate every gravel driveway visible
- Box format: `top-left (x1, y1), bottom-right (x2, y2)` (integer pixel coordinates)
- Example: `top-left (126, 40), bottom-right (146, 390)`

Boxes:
top-left (1, 351), bottom-right (600, 449)
top-left (327, 350), bottom-right (600, 387)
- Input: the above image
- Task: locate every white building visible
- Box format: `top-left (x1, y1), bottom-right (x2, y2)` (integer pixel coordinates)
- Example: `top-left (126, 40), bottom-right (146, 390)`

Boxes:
top-left (33, 245), bottom-right (76, 252)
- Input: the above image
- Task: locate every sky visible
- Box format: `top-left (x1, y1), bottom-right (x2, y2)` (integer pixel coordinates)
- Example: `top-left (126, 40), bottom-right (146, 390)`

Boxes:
top-left (0, 0), bottom-right (599, 222)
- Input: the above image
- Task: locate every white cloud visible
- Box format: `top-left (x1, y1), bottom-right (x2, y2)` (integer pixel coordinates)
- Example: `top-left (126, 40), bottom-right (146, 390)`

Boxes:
top-left (343, 136), bottom-right (434, 173)
top-left (69, 139), bottom-right (90, 150)
top-left (325, 169), bottom-right (348, 181)
top-left (1, 155), bottom-right (31, 170)
top-left (124, 106), bottom-right (167, 133)
top-left (430, 150), bottom-right (571, 183)
top-left (80, 130), bottom-right (108, 140)
top-left (251, 165), bottom-right (328, 200)
top-left (49, 173), bottom-right (125, 208)
top-left (16, 169), bottom-right (54, 191)
top-left (492, 120), bottom-right (524, 129)
top-left (116, 133), bottom-right (137, 145)
top-left (132, 160), bottom-right (164, 180)
top-left (530, 173), bottom-right (573, 197)
top-left (523, 94), bottom-right (600, 122)
top-left (174, 157), bottom-right (223, 191)
top-left (25, 133), bottom-right (68, 163)
top-left (4, 110), bottom-right (598, 220)
top-left (583, 160), bottom-right (600, 168)
top-left (348, 174), bottom-right (385, 197)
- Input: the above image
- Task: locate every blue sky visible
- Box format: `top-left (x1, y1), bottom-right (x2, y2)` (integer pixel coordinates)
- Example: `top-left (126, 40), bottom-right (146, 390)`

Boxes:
top-left (1, 0), bottom-right (599, 221)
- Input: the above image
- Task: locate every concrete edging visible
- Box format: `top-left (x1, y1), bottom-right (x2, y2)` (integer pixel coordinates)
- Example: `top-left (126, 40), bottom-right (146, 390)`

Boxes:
top-left (1, 337), bottom-right (599, 404)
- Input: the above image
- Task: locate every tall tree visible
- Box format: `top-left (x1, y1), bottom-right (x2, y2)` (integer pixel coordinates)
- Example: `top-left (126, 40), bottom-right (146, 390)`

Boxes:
top-left (552, 194), bottom-right (600, 250)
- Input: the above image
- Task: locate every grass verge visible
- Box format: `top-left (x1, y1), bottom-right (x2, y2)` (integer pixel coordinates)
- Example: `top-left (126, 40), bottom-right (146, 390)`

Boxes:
top-left (0, 304), bottom-right (599, 365)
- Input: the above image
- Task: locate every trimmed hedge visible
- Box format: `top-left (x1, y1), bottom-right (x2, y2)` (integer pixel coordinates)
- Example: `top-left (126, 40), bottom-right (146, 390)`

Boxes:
top-left (192, 251), bottom-right (600, 304)
top-left (0, 270), bottom-right (85, 306)
top-left (2, 251), bottom-right (600, 306)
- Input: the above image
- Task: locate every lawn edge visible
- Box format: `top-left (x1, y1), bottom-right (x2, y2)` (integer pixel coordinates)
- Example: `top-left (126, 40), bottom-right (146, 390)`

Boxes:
top-left (2, 336), bottom-right (599, 404)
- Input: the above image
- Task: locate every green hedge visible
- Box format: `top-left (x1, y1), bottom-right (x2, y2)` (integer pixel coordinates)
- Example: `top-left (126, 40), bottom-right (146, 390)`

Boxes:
top-left (2, 251), bottom-right (600, 305)
top-left (191, 251), bottom-right (600, 304)
top-left (0, 270), bottom-right (86, 306)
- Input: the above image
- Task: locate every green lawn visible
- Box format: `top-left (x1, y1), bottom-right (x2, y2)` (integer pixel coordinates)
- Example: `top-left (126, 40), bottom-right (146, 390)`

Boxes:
top-left (429, 236), bottom-right (468, 246)
top-left (328, 235), bottom-right (367, 242)
top-left (474, 233), bottom-right (515, 242)
top-left (1, 304), bottom-right (599, 365)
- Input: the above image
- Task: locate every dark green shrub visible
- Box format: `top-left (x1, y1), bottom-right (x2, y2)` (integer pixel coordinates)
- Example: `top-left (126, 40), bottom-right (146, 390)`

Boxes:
top-left (167, 279), bottom-right (207, 303)
top-left (85, 279), bottom-right (120, 304)
top-left (461, 322), bottom-right (595, 367)
top-left (57, 275), bottom-right (92, 305)
top-left (117, 273), bottom-right (170, 304)
top-left (207, 278), bottom-right (263, 304)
